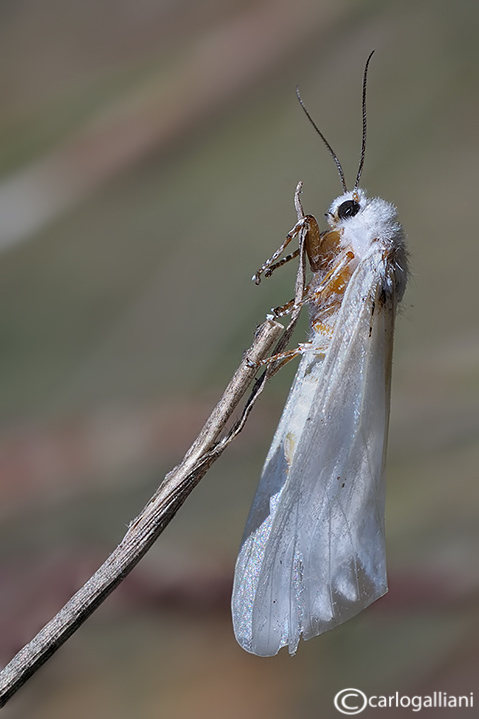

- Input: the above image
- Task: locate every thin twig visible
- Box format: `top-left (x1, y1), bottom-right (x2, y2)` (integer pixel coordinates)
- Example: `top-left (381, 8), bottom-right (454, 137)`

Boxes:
top-left (0, 180), bottom-right (312, 707)
top-left (0, 318), bottom-right (284, 707)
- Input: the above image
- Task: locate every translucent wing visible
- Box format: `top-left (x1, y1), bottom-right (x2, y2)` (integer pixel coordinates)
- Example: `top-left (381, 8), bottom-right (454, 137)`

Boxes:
top-left (232, 246), bottom-right (398, 656)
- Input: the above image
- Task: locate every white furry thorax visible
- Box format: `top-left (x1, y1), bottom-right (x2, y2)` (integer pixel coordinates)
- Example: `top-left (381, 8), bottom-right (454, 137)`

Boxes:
top-left (326, 187), bottom-right (407, 301)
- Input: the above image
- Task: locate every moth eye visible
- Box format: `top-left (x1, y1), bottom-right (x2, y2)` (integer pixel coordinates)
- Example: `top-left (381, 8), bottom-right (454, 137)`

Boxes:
top-left (337, 199), bottom-right (360, 220)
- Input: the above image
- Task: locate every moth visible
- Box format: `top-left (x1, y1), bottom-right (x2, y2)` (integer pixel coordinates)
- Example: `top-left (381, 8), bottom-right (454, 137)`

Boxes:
top-left (231, 52), bottom-right (408, 656)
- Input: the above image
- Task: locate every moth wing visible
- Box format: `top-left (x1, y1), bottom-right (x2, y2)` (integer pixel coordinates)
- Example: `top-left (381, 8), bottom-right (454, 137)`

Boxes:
top-left (232, 248), bottom-right (398, 656)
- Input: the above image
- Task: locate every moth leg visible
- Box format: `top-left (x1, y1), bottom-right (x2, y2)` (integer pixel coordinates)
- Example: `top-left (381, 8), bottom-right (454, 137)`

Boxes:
top-left (269, 281), bottom-right (312, 319)
top-left (264, 248), bottom-right (300, 277)
top-left (252, 216), bottom-right (315, 285)
top-left (258, 337), bottom-right (330, 368)
top-left (308, 250), bottom-right (355, 303)
top-left (257, 346), bottom-right (302, 371)
top-left (279, 249), bottom-right (355, 319)
top-left (270, 247), bottom-right (355, 321)
top-left (256, 253), bottom-right (354, 367)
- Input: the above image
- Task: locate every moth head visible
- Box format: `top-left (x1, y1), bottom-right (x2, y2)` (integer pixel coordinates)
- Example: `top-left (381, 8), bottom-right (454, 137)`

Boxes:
top-left (326, 188), bottom-right (367, 228)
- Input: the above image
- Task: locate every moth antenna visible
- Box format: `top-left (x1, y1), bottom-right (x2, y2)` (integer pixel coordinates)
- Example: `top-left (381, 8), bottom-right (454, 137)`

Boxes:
top-left (354, 49), bottom-right (375, 190)
top-left (296, 86), bottom-right (347, 193)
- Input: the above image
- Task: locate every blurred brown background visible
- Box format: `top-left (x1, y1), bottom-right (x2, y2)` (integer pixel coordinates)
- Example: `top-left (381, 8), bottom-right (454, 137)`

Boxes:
top-left (0, 1), bottom-right (478, 717)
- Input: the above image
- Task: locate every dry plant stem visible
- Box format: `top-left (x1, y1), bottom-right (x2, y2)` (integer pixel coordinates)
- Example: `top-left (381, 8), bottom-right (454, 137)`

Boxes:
top-left (0, 318), bottom-right (284, 708)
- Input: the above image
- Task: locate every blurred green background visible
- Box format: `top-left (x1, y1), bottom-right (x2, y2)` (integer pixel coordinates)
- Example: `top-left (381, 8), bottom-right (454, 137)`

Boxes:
top-left (0, 1), bottom-right (478, 717)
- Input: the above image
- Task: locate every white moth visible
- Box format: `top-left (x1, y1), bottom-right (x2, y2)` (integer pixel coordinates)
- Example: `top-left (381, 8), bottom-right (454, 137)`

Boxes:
top-left (232, 53), bottom-right (408, 657)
